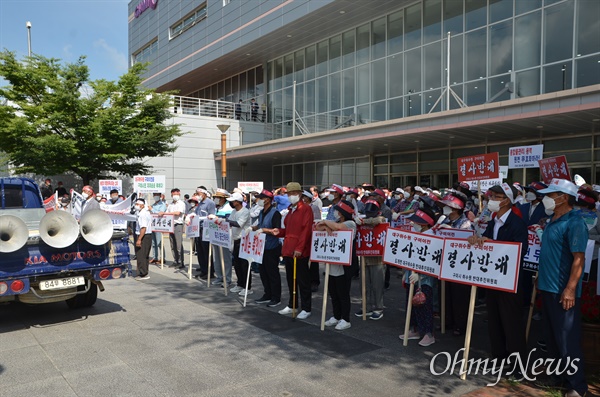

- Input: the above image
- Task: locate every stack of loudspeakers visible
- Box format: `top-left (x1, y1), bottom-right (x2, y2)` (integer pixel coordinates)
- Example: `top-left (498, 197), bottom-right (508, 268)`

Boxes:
top-left (0, 209), bottom-right (113, 253)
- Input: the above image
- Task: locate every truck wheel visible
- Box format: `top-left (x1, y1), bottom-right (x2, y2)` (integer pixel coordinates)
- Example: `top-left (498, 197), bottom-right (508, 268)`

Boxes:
top-left (66, 283), bottom-right (98, 309)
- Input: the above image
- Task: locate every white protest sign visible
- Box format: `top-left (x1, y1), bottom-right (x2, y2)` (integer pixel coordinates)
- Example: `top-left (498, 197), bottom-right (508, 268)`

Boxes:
top-left (499, 165), bottom-right (509, 179)
top-left (202, 219), bottom-right (211, 242)
top-left (239, 230), bottom-right (267, 264)
top-left (523, 230), bottom-right (541, 272)
top-left (133, 175), bottom-right (166, 194)
top-left (464, 178), bottom-right (503, 192)
top-left (101, 193), bottom-right (136, 228)
top-left (383, 229), bottom-right (445, 277)
top-left (206, 219), bottom-right (231, 248)
top-left (237, 182), bottom-right (264, 194)
top-left (186, 216), bottom-right (200, 238)
top-left (584, 239), bottom-right (594, 277)
top-left (508, 144), bottom-right (544, 169)
top-left (431, 228), bottom-right (474, 240)
top-left (151, 214), bottom-right (175, 233)
top-left (440, 238), bottom-right (522, 293)
top-left (310, 230), bottom-right (353, 265)
top-left (98, 180), bottom-right (122, 197)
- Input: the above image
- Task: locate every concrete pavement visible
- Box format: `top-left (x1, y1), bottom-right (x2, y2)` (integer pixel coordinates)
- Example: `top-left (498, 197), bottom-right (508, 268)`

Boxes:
top-left (0, 245), bottom-right (574, 396)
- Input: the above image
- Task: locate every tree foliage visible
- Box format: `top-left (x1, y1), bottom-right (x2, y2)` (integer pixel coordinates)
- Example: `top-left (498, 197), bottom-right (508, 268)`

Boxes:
top-left (0, 51), bottom-right (182, 184)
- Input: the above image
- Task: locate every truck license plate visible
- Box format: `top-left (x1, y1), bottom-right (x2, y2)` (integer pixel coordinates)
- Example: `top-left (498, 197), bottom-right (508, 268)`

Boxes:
top-left (39, 276), bottom-right (85, 291)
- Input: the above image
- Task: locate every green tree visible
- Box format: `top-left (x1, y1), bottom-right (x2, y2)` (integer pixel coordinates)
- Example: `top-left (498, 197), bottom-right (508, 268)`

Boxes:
top-left (0, 51), bottom-right (182, 185)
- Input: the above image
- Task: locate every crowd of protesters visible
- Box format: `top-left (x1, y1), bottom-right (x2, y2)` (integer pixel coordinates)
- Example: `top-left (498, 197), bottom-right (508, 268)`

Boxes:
top-left (110, 177), bottom-right (594, 397)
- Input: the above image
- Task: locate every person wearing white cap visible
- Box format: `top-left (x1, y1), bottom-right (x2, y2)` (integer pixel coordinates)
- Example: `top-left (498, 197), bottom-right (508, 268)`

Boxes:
top-left (134, 198), bottom-right (153, 281)
top-left (535, 179), bottom-right (588, 397)
top-left (224, 192), bottom-right (252, 296)
top-left (326, 184), bottom-right (344, 220)
top-left (467, 183), bottom-right (529, 381)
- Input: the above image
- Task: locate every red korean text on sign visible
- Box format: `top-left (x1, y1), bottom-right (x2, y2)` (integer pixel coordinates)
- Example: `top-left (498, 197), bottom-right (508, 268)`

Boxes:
top-left (457, 152), bottom-right (500, 182)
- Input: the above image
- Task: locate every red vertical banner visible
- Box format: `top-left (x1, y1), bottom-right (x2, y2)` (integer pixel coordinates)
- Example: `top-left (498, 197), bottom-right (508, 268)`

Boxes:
top-left (538, 156), bottom-right (570, 184)
top-left (457, 152), bottom-right (500, 182)
top-left (356, 223), bottom-right (389, 256)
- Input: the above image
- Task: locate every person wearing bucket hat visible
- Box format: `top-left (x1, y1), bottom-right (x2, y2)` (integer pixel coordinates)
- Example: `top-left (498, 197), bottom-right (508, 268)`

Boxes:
top-left (224, 192), bottom-right (253, 296)
top-left (315, 200), bottom-right (357, 330)
top-left (534, 179), bottom-right (590, 397)
top-left (353, 200), bottom-right (387, 320)
top-left (253, 189), bottom-right (283, 307)
top-left (400, 207), bottom-right (438, 346)
top-left (436, 190), bottom-right (473, 336)
top-left (208, 188), bottom-right (234, 287)
top-left (467, 184), bottom-right (529, 380)
top-left (272, 182), bottom-right (315, 319)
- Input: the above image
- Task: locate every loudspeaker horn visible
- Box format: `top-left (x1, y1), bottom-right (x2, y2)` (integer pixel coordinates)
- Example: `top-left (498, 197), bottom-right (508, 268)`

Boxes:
top-left (39, 210), bottom-right (80, 248)
top-left (0, 215), bottom-right (29, 253)
top-left (80, 209), bottom-right (113, 246)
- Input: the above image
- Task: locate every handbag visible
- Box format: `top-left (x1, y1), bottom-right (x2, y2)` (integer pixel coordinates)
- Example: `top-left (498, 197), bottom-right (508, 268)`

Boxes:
top-left (412, 277), bottom-right (426, 306)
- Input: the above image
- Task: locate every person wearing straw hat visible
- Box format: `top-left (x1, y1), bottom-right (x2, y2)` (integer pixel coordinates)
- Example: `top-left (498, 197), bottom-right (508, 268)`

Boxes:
top-left (316, 200), bottom-right (357, 331)
top-left (253, 189), bottom-right (283, 307)
top-left (535, 179), bottom-right (588, 397)
top-left (467, 183), bottom-right (529, 381)
top-left (208, 188), bottom-right (233, 287)
top-left (399, 207), bottom-right (438, 346)
top-left (272, 182), bottom-right (315, 319)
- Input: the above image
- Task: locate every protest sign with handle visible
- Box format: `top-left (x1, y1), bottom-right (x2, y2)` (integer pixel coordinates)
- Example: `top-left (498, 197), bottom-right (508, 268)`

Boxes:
top-left (310, 230), bottom-right (353, 266)
top-left (383, 228), bottom-right (445, 277)
top-left (356, 223), bottom-right (389, 256)
top-left (152, 214), bottom-right (175, 233)
top-left (239, 230), bottom-right (266, 264)
top-left (538, 156), bottom-right (570, 184)
top-left (457, 152), bottom-right (499, 182)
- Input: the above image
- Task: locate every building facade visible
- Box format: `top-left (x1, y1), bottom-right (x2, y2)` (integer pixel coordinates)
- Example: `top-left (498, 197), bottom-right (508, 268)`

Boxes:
top-left (128, 0), bottom-right (600, 191)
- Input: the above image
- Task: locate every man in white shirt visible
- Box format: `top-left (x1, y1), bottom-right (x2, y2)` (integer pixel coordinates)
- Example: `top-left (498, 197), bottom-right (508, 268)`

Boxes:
top-left (160, 188), bottom-right (186, 268)
top-left (135, 199), bottom-right (153, 280)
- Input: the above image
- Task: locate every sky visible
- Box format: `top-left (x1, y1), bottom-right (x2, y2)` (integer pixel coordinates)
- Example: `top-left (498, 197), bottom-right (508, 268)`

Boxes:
top-left (0, 0), bottom-right (130, 82)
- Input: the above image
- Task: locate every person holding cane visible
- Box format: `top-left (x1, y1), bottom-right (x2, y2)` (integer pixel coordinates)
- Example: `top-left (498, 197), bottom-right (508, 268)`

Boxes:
top-left (272, 182), bottom-right (314, 319)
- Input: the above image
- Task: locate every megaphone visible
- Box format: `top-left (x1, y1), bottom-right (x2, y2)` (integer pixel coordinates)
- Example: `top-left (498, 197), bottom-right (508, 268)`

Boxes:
top-left (40, 211), bottom-right (80, 248)
top-left (80, 209), bottom-right (113, 246)
top-left (0, 215), bottom-right (29, 253)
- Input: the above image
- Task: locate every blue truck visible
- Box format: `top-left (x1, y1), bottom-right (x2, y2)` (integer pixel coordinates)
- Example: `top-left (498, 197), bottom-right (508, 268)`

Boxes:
top-left (0, 177), bottom-right (130, 308)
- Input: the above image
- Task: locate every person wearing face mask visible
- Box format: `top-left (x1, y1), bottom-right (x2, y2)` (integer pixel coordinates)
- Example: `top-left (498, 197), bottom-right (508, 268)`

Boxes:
top-left (80, 185), bottom-right (100, 216)
top-left (158, 188), bottom-right (186, 269)
top-left (345, 188), bottom-right (362, 215)
top-left (436, 191), bottom-right (473, 336)
top-left (223, 193), bottom-right (252, 296)
top-left (400, 208), bottom-right (438, 346)
top-left (149, 192), bottom-right (167, 264)
top-left (467, 183), bottom-right (529, 381)
top-left (253, 189), bottom-right (283, 307)
top-left (517, 182), bottom-right (550, 226)
top-left (134, 199), bottom-right (153, 281)
top-left (108, 189), bottom-right (123, 205)
top-left (58, 196), bottom-right (71, 211)
top-left (194, 187), bottom-right (216, 279)
top-left (316, 200), bottom-right (357, 331)
top-left (326, 184), bottom-right (344, 221)
top-left (272, 182), bottom-right (315, 320)
top-left (535, 179), bottom-right (588, 397)
top-left (209, 188), bottom-right (234, 287)
top-left (302, 190), bottom-right (322, 292)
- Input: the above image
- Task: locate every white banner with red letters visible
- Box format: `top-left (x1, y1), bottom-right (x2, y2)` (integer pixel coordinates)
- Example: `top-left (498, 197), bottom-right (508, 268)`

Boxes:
top-left (356, 223), bottom-right (389, 256)
top-left (383, 229), bottom-right (445, 277)
top-left (239, 230), bottom-right (267, 264)
top-left (310, 230), bottom-right (353, 265)
top-left (440, 238), bottom-right (522, 293)
top-left (43, 192), bottom-right (57, 212)
top-left (151, 214), bottom-right (175, 233)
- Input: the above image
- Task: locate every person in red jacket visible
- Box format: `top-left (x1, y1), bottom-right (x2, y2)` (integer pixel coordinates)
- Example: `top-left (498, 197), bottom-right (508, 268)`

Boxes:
top-left (273, 182), bottom-right (315, 319)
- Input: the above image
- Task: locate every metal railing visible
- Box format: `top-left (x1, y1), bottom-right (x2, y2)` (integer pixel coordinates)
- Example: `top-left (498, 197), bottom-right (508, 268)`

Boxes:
top-left (170, 96), bottom-right (237, 119)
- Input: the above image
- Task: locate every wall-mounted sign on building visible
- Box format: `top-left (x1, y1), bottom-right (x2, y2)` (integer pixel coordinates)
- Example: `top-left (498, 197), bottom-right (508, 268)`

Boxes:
top-left (135, 0), bottom-right (158, 18)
